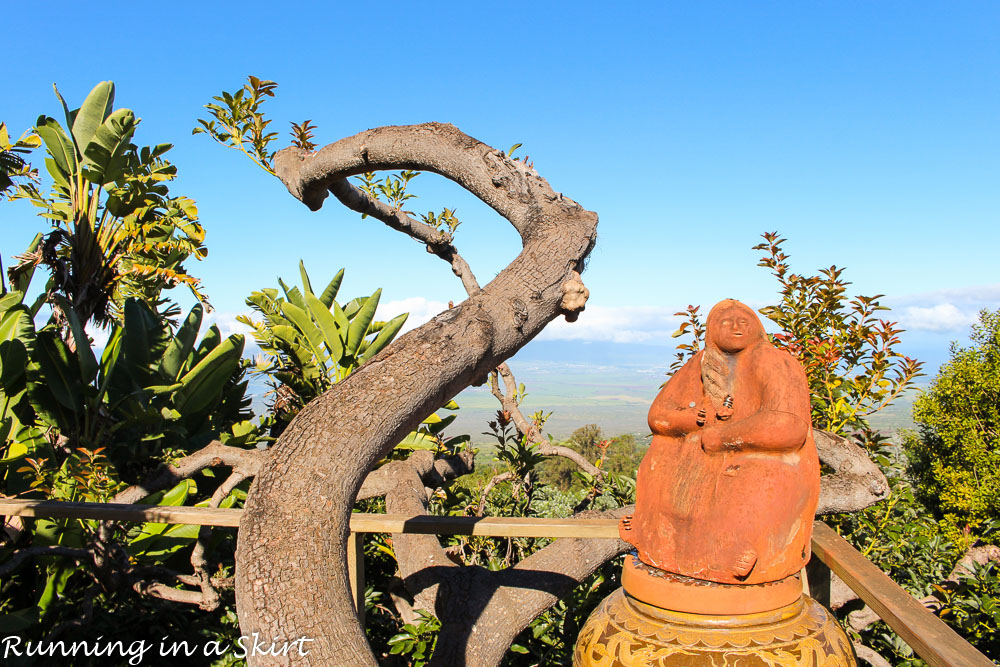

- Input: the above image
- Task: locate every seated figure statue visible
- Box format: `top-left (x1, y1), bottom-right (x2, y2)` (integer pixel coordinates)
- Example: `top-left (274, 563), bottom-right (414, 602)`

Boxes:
top-left (622, 299), bottom-right (820, 586)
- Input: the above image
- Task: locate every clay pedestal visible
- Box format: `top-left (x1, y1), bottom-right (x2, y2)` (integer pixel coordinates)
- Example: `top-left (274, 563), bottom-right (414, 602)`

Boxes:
top-left (573, 554), bottom-right (854, 665)
top-left (574, 586), bottom-right (854, 666)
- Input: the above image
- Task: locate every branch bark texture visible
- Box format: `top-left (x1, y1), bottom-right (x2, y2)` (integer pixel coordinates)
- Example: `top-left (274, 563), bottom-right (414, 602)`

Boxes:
top-left (814, 430), bottom-right (889, 515)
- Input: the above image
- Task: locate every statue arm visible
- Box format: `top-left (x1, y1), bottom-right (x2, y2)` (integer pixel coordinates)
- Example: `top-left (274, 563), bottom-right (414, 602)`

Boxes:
top-left (702, 351), bottom-right (811, 453)
top-left (648, 354), bottom-right (711, 436)
top-left (701, 410), bottom-right (809, 453)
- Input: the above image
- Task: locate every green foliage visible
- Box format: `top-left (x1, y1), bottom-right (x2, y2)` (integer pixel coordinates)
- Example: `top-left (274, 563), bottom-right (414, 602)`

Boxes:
top-left (904, 308), bottom-right (1000, 540)
top-left (833, 450), bottom-right (1000, 661)
top-left (536, 425), bottom-right (644, 498)
top-left (387, 609), bottom-right (441, 666)
top-left (0, 259), bottom-right (257, 641)
top-left (753, 232), bottom-right (923, 442)
top-left (239, 263), bottom-right (407, 414)
top-left (0, 122), bottom-right (40, 198)
top-left (289, 119), bottom-right (318, 151)
top-left (8, 82), bottom-right (209, 327)
top-left (668, 304), bottom-right (705, 375)
top-left (671, 233), bottom-right (923, 445)
top-left (193, 76), bottom-right (281, 175)
top-left (355, 170), bottom-right (462, 234)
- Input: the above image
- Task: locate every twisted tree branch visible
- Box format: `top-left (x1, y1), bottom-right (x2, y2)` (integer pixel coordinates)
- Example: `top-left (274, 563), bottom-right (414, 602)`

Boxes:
top-left (238, 122), bottom-right (598, 666)
top-left (113, 440), bottom-right (265, 505)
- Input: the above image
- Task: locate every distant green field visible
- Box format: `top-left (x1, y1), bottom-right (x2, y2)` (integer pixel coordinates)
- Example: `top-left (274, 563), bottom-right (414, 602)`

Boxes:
top-left (443, 364), bottom-right (925, 445)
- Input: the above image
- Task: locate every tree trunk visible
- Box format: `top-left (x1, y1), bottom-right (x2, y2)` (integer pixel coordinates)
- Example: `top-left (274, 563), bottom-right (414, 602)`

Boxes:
top-left (235, 123), bottom-right (598, 665)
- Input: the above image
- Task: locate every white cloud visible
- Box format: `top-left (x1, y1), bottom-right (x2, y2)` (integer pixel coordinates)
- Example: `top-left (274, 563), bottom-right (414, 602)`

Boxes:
top-left (376, 297), bottom-right (450, 333)
top-left (889, 283), bottom-right (1000, 333)
top-left (898, 304), bottom-right (980, 332)
top-left (231, 281), bottom-right (1000, 344)
top-left (376, 298), bottom-right (686, 344)
top-left (537, 305), bottom-right (679, 344)
top-left (893, 283), bottom-right (1000, 306)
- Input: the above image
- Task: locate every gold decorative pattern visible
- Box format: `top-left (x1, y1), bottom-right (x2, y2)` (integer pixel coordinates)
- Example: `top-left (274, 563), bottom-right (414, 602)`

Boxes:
top-left (574, 590), bottom-right (854, 666)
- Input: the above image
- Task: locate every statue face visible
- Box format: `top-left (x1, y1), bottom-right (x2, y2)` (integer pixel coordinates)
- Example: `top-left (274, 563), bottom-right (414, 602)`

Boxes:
top-left (713, 308), bottom-right (753, 353)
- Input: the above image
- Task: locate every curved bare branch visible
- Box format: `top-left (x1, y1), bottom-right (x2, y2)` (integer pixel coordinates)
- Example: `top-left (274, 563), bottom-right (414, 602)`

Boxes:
top-left (327, 179), bottom-right (482, 297)
top-left (489, 364), bottom-right (605, 479)
top-left (237, 122), bottom-right (597, 665)
top-left (112, 440), bottom-right (264, 505)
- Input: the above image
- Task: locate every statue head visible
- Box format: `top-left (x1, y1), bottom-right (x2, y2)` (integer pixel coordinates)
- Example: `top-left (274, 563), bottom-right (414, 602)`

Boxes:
top-left (705, 299), bottom-right (765, 354)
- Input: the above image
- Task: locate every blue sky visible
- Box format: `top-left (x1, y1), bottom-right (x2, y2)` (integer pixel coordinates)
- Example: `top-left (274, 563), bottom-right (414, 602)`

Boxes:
top-left (2, 1), bottom-right (999, 374)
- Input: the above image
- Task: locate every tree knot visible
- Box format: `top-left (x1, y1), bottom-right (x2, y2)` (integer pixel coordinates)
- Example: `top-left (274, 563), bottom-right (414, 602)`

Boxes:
top-left (560, 271), bottom-right (589, 322)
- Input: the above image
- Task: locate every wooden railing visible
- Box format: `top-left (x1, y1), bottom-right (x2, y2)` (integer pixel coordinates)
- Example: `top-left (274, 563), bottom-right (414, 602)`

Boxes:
top-left (0, 499), bottom-right (992, 667)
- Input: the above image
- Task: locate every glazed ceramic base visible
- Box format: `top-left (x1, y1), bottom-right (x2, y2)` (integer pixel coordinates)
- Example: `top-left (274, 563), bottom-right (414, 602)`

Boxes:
top-left (574, 589), bottom-right (854, 667)
top-left (622, 555), bottom-right (803, 615)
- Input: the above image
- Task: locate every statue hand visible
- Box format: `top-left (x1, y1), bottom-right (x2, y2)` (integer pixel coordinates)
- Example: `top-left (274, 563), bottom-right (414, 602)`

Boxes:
top-left (700, 428), bottom-right (725, 453)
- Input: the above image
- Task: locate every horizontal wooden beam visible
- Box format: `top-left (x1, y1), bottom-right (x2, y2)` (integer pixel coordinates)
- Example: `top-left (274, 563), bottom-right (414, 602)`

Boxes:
top-left (0, 498), bottom-right (243, 527)
top-left (349, 513), bottom-right (620, 538)
top-left (0, 499), bottom-right (620, 537)
top-left (811, 521), bottom-right (992, 667)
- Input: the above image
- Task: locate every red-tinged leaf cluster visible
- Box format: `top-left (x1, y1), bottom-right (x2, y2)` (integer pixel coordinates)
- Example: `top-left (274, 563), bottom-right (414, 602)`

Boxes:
top-left (669, 232), bottom-right (923, 445)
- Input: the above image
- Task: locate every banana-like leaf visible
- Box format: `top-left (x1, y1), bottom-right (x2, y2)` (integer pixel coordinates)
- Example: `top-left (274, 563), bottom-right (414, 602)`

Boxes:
top-left (172, 334), bottom-right (244, 414)
top-left (0, 339), bottom-right (28, 392)
top-left (72, 81), bottom-right (115, 159)
top-left (319, 268), bottom-right (345, 308)
top-left (346, 289), bottom-right (381, 359)
top-left (137, 478), bottom-right (196, 507)
top-left (129, 479), bottom-right (198, 559)
top-left (32, 332), bottom-right (84, 412)
top-left (158, 303), bottom-right (203, 381)
top-left (128, 522), bottom-right (199, 560)
top-left (0, 292), bottom-right (23, 314)
top-left (396, 430), bottom-right (439, 451)
top-left (194, 324), bottom-right (221, 358)
top-left (82, 108), bottom-right (136, 185)
top-left (428, 414), bottom-right (457, 435)
top-left (37, 564), bottom-right (73, 617)
top-left (123, 299), bottom-right (160, 384)
top-left (304, 290), bottom-right (344, 363)
top-left (265, 324), bottom-right (300, 348)
top-left (52, 295), bottom-right (97, 384)
top-left (298, 260), bottom-right (313, 296)
top-left (34, 116), bottom-right (76, 176)
top-left (332, 300), bottom-right (349, 334)
top-left (51, 84), bottom-right (77, 138)
top-left (358, 312), bottom-right (406, 365)
top-left (99, 327), bottom-right (122, 386)
top-left (343, 296), bottom-right (366, 320)
top-left (9, 234), bottom-right (42, 295)
top-left (42, 157), bottom-right (69, 191)
top-left (278, 278), bottom-right (307, 311)
top-left (279, 302), bottom-right (329, 369)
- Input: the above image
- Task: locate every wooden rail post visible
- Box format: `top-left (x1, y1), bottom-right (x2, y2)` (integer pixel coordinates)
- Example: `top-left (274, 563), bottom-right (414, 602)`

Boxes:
top-left (346, 531), bottom-right (365, 626)
top-left (811, 521), bottom-right (994, 667)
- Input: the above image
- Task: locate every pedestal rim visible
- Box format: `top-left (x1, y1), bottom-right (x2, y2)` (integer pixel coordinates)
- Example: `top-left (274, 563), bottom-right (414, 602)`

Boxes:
top-left (622, 553), bottom-right (804, 615)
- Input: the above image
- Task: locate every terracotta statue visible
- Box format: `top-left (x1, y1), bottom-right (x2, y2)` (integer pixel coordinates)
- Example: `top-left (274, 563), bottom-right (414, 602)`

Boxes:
top-left (577, 300), bottom-right (854, 665)
top-left (621, 299), bottom-right (820, 586)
